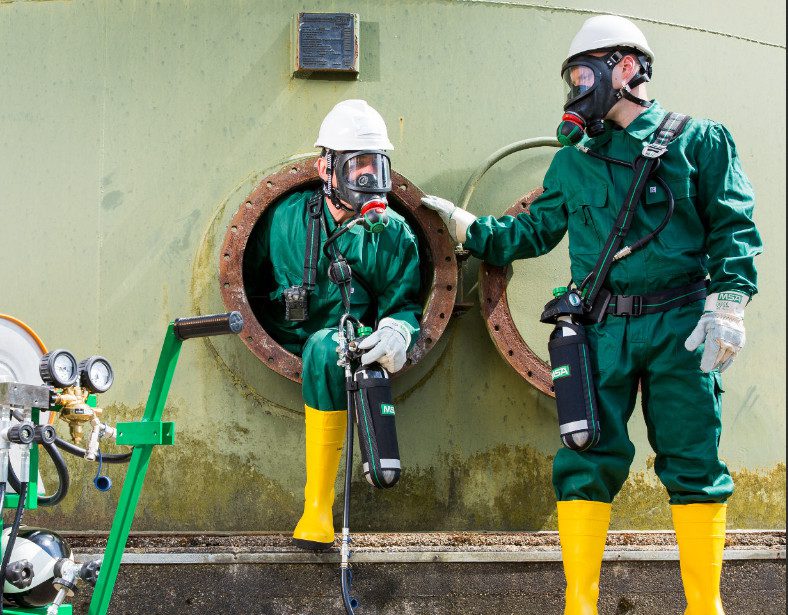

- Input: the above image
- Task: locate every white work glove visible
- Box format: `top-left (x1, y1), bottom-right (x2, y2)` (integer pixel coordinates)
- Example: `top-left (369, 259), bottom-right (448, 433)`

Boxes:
top-left (357, 317), bottom-right (411, 373)
top-left (684, 291), bottom-right (749, 373)
top-left (420, 195), bottom-right (477, 243)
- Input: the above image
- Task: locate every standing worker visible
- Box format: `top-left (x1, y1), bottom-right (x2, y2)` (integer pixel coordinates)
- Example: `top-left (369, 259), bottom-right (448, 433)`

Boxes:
top-left (244, 100), bottom-right (422, 551)
top-left (422, 15), bottom-right (761, 615)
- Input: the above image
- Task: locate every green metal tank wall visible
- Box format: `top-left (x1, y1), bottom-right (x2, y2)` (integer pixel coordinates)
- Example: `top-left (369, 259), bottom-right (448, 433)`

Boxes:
top-left (1, 0), bottom-right (784, 532)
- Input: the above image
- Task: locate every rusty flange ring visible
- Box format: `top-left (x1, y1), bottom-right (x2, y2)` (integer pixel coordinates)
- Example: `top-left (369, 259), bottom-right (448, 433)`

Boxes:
top-left (478, 187), bottom-right (555, 397)
top-left (219, 156), bottom-right (458, 383)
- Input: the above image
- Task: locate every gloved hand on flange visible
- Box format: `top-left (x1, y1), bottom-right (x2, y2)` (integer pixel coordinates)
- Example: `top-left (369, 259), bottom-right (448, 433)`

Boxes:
top-left (358, 317), bottom-right (411, 373)
top-left (684, 291), bottom-right (749, 373)
top-left (420, 195), bottom-right (477, 243)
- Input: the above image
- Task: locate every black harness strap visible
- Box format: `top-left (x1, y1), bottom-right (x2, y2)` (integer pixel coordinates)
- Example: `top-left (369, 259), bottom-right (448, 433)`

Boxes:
top-left (302, 191), bottom-right (324, 292)
top-left (582, 111), bottom-right (690, 308)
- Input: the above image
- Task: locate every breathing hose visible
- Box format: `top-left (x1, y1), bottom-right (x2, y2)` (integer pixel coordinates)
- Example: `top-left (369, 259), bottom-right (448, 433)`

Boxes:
top-left (323, 217), bottom-right (362, 256)
top-left (578, 148), bottom-right (676, 267)
top-left (338, 314), bottom-right (359, 614)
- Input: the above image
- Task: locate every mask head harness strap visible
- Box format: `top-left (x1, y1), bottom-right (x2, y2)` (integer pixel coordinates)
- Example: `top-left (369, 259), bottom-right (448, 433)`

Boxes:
top-left (610, 49), bottom-right (652, 108)
top-left (323, 149), bottom-right (353, 213)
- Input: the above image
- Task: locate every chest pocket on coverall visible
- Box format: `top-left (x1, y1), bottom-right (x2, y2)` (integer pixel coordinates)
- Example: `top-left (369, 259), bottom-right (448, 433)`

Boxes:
top-left (566, 183), bottom-right (609, 256)
top-left (643, 178), bottom-right (703, 251)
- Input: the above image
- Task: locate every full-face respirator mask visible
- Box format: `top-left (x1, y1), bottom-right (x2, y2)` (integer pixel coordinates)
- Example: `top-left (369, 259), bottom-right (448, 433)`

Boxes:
top-left (324, 150), bottom-right (392, 233)
top-left (556, 49), bottom-right (652, 146)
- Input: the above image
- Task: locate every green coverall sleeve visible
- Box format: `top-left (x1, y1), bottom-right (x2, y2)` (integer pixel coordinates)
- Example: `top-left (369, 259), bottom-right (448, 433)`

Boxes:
top-left (694, 123), bottom-right (762, 297)
top-left (376, 227), bottom-right (422, 349)
top-left (463, 159), bottom-right (569, 267)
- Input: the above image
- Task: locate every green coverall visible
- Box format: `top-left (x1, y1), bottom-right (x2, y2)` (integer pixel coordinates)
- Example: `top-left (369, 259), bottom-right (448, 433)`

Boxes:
top-left (463, 101), bottom-right (762, 504)
top-left (243, 189), bottom-right (422, 411)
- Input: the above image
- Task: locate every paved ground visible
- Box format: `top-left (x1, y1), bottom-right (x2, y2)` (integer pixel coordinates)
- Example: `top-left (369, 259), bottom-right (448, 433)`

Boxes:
top-left (60, 531), bottom-right (785, 615)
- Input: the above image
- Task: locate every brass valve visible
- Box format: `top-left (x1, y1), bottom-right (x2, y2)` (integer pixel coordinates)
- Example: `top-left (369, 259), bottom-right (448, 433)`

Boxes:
top-left (53, 386), bottom-right (103, 445)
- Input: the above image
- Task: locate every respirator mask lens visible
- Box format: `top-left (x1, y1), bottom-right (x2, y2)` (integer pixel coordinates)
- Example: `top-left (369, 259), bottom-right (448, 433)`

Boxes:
top-left (562, 64), bottom-right (596, 105)
top-left (341, 152), bottom-right (392, 193)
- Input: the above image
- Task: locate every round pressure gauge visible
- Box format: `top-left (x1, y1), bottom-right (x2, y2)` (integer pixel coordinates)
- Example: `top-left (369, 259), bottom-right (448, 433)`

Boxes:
top-left (78, 355), bottom-right (114, 393)
top-left (39, 349), bottom-right (79, 388)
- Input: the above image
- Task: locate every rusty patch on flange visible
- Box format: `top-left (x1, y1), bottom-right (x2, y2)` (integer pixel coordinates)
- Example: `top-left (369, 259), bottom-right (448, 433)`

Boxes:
top-left (479, 187), bottom-right (554, 397)
top-left (219, 157), bottom-right (458, 383)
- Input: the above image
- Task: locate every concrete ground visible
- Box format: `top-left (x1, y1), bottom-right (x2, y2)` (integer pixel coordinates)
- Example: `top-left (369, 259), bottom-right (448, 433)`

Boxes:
top-left (63, 531), bottom-right (785, 615)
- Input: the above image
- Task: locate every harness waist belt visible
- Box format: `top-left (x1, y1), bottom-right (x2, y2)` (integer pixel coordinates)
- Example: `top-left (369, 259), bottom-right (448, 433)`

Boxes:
top-left (606, 279), bottom-right (708, 317)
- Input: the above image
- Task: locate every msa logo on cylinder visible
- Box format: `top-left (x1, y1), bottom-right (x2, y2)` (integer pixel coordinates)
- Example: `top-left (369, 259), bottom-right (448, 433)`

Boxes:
top-left (551, 365), bottom-right (571, 381)
top-left (380, 403), bottom-right (395, 416)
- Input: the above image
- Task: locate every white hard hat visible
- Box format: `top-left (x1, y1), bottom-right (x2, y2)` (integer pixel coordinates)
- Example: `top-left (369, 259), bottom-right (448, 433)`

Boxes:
top-left (567, 15), bottom-right (654, 63)
top-left (314, 99), bottom-right (394, 151)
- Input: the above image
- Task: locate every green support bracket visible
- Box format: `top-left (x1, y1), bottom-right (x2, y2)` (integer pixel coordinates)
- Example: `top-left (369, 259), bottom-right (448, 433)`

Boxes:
top-left (88, 324), bottom-right (183, 615)
top-left (115, 421), bottom-right (175, 446)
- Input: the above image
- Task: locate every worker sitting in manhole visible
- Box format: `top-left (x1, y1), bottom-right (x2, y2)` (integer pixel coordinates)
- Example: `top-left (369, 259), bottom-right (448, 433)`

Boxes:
top-left (243, 99), bottom-right (422, 551)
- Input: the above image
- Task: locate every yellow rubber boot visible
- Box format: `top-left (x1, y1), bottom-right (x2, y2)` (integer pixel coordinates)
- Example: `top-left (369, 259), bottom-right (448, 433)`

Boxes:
top-left (557, 500), bottom-right (612, 615)
top-left (672, 503), bottom-right (727, 615)
top-left (292, 406), bottom-right (347, 551)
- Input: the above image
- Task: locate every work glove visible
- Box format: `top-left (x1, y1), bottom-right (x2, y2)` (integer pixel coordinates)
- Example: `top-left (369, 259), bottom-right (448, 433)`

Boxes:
top-left (684, 291), bottom-right (749, 373)
top-left (420, 195), bottom-right (477, 243)
top-left (357, 317), bottom-right (411, 373)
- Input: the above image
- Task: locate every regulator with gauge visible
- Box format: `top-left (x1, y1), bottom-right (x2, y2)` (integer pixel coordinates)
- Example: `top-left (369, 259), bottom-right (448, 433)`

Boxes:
top-left (39, 349), bottom-right (79, 388)
top-left (78, 356), bottom-right (115, 393)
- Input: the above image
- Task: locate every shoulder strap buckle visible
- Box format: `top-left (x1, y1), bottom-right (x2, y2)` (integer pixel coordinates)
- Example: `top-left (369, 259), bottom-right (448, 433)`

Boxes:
top-left (306, 191), bottom-right (323, 218)
top-left (641, 141), bottom-right (668, 159)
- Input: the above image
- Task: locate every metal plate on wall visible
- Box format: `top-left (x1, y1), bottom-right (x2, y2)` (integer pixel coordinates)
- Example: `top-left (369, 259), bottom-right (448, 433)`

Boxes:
top-left (294, 12), bottom-right (359, 75)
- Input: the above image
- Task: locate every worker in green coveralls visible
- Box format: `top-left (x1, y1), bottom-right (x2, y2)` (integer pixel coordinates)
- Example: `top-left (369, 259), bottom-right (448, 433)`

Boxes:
top-left (422, 15), bottom-right (761, 615)
top-left (244, 100), bottom-right (421, 551)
